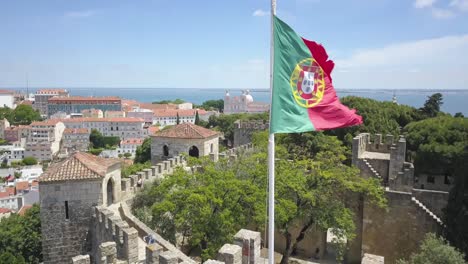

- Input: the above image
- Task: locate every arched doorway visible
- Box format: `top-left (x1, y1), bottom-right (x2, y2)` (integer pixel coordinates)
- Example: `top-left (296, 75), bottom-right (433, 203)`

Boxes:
top-left (189, 146), bottom-right (199, 158)
top-left (163, 145), bottom-right (169, 157)
top-left (106, 179), bottom-right (114, 206)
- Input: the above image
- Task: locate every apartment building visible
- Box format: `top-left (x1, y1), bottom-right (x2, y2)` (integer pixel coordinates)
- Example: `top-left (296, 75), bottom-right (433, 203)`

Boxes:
top-left (58, 117), bottom-right (146, 139)
top-left (47, 96), bottom-right (121, 117)
top-left (24, 120), bottom-right (65, 161)
top-left (33, 89), bottom-right (69, 117)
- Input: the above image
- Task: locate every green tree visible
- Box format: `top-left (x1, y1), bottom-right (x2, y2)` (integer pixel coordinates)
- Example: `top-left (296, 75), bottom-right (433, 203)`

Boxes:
top-left (9, 105), bottom-right (42, 125)
top-left (152, 99), bottom-right (185, 104)
top-left (404, 116), bottom-right (468, 175)
top-left (329, 96), bottom-right (422, 147)
top-left (0, 252), bottom-right (26, 264)
top-left (194, 111), bottom-right (200, 125)
top-left (445, 146), bottom-right (468, 260)
top-left (397, 233), bottom-right (466, 264)
top-left (22, 157), bottom-right (38, 166)
top-left (197, 99), bottom-right (224, 112)
top-left (89, 129), bottom-right (119, 149)
top-left (134, 137), bottom-right (152, 164)
top-left (0, 204), bottom-right (42, 263)
top-left (121, 161), bottom-right (152, 178)
top-left (454, 112), bottom-right (465, 118)
top-left (176, 113), bottom-right (180, 125)
top-left (123, 152), bottom-right (132, 159)
top-left (118, 153), bottom-right (123, 158)
top-left (419, 93), bottom-right (443, 118)
top-left (133, 156), bottom-right (266, 260)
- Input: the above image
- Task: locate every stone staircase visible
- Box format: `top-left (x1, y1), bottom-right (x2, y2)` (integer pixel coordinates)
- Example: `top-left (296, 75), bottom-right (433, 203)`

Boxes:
top-left (411, 197), bottom-right (444, 226)
top-left (362, 159), bottom-right (382, 180)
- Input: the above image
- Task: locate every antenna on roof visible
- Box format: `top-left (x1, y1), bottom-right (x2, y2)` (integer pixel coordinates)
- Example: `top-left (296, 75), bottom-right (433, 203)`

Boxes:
top-left (26, 72), bottom-right (29, 99)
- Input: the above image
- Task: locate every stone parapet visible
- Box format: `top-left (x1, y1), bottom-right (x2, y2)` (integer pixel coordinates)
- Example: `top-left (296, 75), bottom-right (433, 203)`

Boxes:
top-left (233, 229), bottom-right (261, 264)
top-left (71, 255), bottom-right (91, 264)
top-left (218, 244), bottom-right (242, 264)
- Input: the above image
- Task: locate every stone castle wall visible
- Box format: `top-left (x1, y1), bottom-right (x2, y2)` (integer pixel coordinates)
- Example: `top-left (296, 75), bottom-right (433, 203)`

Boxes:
top-left (350, 133), bottom-right (448, 264)
top-left (362, 191), bottom-right (443, 264)
top-left (40, 180), bottom-right (103, 263)
top-left (233, 120), bottom-right (268, 147)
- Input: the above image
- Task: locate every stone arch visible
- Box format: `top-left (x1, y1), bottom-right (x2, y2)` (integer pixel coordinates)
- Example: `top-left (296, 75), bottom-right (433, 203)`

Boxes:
top-left (106, 179), bottom-right (114, 206)
top-left (189, 146), bottom-right (199, 158)
top-left (163, 145), bottom-right (169, 157)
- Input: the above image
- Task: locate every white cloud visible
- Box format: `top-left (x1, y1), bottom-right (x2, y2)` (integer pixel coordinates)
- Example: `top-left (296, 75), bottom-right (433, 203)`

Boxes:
top-left (414, 0), bottom-right (437, 8)
top-left (333, 35), bottom-right (468, 89)
top-left (432, 8), bottom-right (456, 18)
top-left (450, 0), bottom-right (468, 11)
top-left (64, 10), bottom-right (96, 18)
top-left (252, 9), bottom-right (269, 17)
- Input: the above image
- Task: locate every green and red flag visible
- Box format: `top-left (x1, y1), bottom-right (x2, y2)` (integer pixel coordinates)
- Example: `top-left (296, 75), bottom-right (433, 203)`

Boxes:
top-left (270, 16), bottom-right (363, 133)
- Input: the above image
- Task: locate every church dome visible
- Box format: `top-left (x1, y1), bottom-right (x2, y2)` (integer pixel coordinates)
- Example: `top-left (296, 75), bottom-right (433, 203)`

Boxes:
top-left (244, 90), bottom-right (254, 103)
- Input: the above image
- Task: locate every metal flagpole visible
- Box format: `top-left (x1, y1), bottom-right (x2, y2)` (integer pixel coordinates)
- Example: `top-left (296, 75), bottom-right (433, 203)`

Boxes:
top-left (268, 0), bottom-right (276, 264)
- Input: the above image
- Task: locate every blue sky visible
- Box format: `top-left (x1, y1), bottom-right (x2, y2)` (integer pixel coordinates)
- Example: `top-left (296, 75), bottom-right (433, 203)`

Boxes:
top-left (1, 0), bottom-right (467, 89)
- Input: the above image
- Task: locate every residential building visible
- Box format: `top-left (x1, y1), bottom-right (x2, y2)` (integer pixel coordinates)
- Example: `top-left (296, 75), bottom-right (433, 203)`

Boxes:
top-left (0, 118), bottom-right (10, 139)
top-left (47, 96), bottom-right (122, 117)
top-left (61, 128), bottom-right (90, 154)
top-left (0, 194), bottom-right (23, 211)
top-left (0, 89), bottom-right (15, 108)
top-left (224, 90), bottom-right (270, 114)
top-left (105, 110), bottom-right (126, 118)
top-left (81, 108), bottom-right (103, 118)
top-left (153, 109), bottom-right (214, 127)
top-left (33, 89), bottom-right (69, 117)
top-left (118, 138), bottom-right (144, 157)
top-left (177, 102), bottom-right (193, 109)
top-left (58, 117), bottom-right (146, 139)
top-left (0, 208), bottom-right (12, 219)
top-left (24, 120), bottom-right (65, 161)
top-left (126, 108), bottom-right (154, 123)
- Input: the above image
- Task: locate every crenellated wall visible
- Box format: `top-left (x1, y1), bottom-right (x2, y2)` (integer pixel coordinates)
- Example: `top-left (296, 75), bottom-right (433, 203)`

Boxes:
top-left (233, 120), bottom-right (268, 147)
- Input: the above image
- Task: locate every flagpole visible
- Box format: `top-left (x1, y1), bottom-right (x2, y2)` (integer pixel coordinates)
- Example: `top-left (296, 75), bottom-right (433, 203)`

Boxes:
top-left (268, 0), bottom-right (276, 264)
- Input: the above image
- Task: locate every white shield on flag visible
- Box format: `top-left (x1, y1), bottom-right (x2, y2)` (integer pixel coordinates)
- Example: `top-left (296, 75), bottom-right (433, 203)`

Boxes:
top-left (301, 71), bottom-right (315, 94)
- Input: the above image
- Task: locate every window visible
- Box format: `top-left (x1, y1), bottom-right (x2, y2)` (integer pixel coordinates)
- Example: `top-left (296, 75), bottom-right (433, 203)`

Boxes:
top-left (65, 201), bottom-right (69, 219)
top-left (444, 175), bottom-right (451, 185)
top-left (427, 175), bottom-right (435, 184)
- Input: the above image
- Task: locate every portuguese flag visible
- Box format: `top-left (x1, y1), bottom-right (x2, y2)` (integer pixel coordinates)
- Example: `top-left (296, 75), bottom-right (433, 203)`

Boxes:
top-left (270, 16), bottom-right (363, 133)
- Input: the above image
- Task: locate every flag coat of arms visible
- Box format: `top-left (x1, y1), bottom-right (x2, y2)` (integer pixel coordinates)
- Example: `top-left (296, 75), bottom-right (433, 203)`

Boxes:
top-left (270, 16), bottom-right (363, 133)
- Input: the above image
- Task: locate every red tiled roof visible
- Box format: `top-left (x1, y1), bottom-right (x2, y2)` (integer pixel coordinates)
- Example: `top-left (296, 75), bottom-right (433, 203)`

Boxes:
top-left (120, 138), bottom-right (144, 145)
top-left (49, 96), bottom-right (120, 102)
top-left (31, 181), bottom-right (39, 187)
top-left (18, 205), bottom-right (33, 216)
top-left (0, 208), bottom-right (12, 214)
top-left (153, 109), bottom-right (207, 117)
top-left (153, 123), bottom-right (219, 139)
top-left (139, 103), bottom-right (178, 111)
top-left (0, 89), bottom-right (15, 95)
top-left (147, 126), bottom-right (160, 135)
top-left (64, 128), bottom-right (89, 134)
top-left (2, 186), bottom-right (16, 196)
top-left (0, 192), bottom-right (9, 199)
top-left (39, 152), bottom-right (121, 182)
top-left (15, 181), bottom-right (29, 192)
top-left (20, 100), bottom-right (33, 105)
top-left (57, 117), bottom-right (143, 123)
top-left (30, 120), bottom-right (62, 126)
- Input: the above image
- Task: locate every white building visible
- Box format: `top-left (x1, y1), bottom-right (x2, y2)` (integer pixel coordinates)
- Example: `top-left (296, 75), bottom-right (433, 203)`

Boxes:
top-left (61, 128), bottom-right (90, 155)
top-left (57, 117), bottom-right (146, 139)
top-left (0, 118), bottom-right (10, 139)
top-left (224, 90), bottom-right (269, 114)
top-left (24, 120), bottom-right (65, 161)
top-left (177, 102), bottom-right (193, 110)
top-left (118, 138), bottom-right (144, 157)
top-left (0, 90), bottom-right (15, 109)
top-left (153, 109), bottom-right (215, 127)
top-left (0, 195), bottom-right (23, 211)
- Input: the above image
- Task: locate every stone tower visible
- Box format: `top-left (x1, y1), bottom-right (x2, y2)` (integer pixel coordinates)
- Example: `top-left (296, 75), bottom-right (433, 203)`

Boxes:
top-left (150, 123), bottom-right (220, 164)
top-left (39, 152), bottom-right (121, 263)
